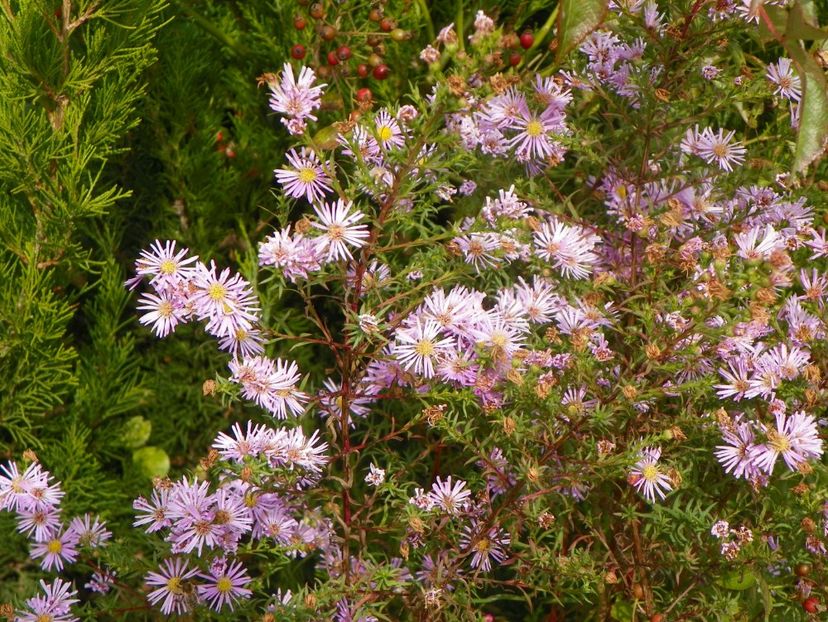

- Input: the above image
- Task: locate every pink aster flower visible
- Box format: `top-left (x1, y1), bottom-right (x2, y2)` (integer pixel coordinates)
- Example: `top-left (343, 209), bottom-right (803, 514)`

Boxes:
top-left (274, 147), bottom-right (333, 203)
top-left (191, 261), bottom-right (260, 339)
top-left (268, 63), bottom-right (325, 122)
top-left (131, 239), bottom-right (198, 290)
top-left (714, 358), bottom-right (752, 401)
top-left (751, 411), bottom-right (822, 473)
top-left (133, 487), bottom-right (172, 533)
top-left (17, 505), bottom-right (61, 542)
top-left (31, 527), bottom-right (79, 572)
top-left (312, 199), bottom-right (370, 261)
top-left (453, 233), bottom-right (501, 272)
top-left (510, 107), bottom-right (567, 161)
top-left (766, 58), bottom-right (801, 101)
top-left (394, 319), bottom-right (455, 378)
top-left (427, 475), bottom-right (471, 515)
top-left (734, 224), bottom-right (781, 261)
top-left (0, 461), bottom-right (49, 512)
top-left (213, 421), bottom-right (269, 462)
top-left (145, 557), bottom-right (201, 616)
top-left (628, 446), bottom-right (673, 503)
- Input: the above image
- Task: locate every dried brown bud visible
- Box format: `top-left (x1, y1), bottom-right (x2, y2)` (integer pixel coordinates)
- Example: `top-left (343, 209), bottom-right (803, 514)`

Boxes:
top-left (801, 517), bottom-right (817, 534)
top-left (295, 217), bottom-right (312, 234)
top-left (621, 385), bottom-right (638, 400)
top-left (604, 569), bottom-right (619, 584)
top-left (792, 482), bottom-right (810, 496)
top-left (240, 466), bottom-right (253, 482)
top-left (645, 243), bottom-right (668, 264)
top-left (423, 404), bottom-right (446, 426)
top-left (645, 343), bottom-right (662, 360)
top-left (502, 416), bottom-right (517, 436)
top-left (22, 449), bottom-right (38, 464)
top-left (200, 448), bottom-right (219, 471)
top-left (597, 439), bottom-right (616, 456)
top-left (202, 379), bottom-right (217, 396)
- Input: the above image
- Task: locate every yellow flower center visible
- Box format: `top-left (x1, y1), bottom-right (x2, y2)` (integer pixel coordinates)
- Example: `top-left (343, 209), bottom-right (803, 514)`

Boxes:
top-left (298, 167), bottom-right (317, 183)
top-left (711, 143), bottom-right (728, 158)
top-left (768, 430), bottom-right (791, 453)
top-left (215, 576), bottom-right (232, 593)
top-left (36, 615), bottom-right (54, 622)
top-left (167, 577), bottom-right (183, 595)
top-left (525, 120), bottom-right (544, 137)
top-left (158, 300), bottom-right (174, 318)
top-left (641, 464), bottom-right (659, 482)
top-left (207, 282), bottom-right (226, 301)
top-left (328, 224), bottom-right (345, 241)
top-left (46, 539), bottom-right (62, 554)
top-left (159, 259), bottom-right (177, 275)
top-left (415, 340), bottom-right (435, 357)
top-left (474, 538), bottom-right (491, 553)
top-left (378, 125), bottom-right (394, 142)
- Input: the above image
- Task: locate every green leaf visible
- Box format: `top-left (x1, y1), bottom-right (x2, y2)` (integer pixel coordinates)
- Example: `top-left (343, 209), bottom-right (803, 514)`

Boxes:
top-left (716, 569), bottom-right (756, 590)
top-left (786, 1), bottom-right (828, 40)
top-left (556, 0), bottom-right (609, 62)
top-left (786, 47), bottom-right (828, 171)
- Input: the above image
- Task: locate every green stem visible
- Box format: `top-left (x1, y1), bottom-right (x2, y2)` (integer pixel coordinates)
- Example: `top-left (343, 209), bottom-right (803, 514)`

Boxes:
top-left (455, 0), bottom-right (464, 51)
top-left (415, 0), bottom-right (435, 41)
top-left (528, 5), bottom-right (559, 56)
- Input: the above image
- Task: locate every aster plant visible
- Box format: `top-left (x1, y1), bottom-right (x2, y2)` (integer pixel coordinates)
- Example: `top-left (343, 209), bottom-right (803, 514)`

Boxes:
top-left (3, 0), bottom-right (828, 620)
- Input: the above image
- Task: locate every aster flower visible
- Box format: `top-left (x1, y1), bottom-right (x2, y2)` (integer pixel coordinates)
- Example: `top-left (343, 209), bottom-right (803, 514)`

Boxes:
top-left (275, 147), bottom-right (333, 203)
top-left (145, 558), bottom-right (200, 616)
top-left (766, 58), bottom-right (801, 101)
top-left (17, 505), bottom-right (61, 542)
top-left (132, 239), bottom-right (198, 289)
top-left (217, 325), bottom-right (265, 358)
top-left (533, 219), bottom-right (600, 279)
top-left (365, 464), bottom-right (386, 486)
top-left (460, 522), bottom-right (511, 571)
top-left (714, 358), bottom-right (752, 401)
top-left (734, 224), bottom-right (781, 260)
top-left (427, 476), bottom-right (471, 515)
top-left (213, 421), bottom-right (269, 462)
top-left (198, 560), bottom-right (253, 611)
top-left (394, 319), bottom-right (455, 378)
top-left (628, 446), bottom-right (673, 502)
top-left (268, 63), bottom-right (325, 122)
top-left (453, 233), bottom-right (501, 272)
top-left (133, 487), bottom-right (172, 533)
top-left (697, 127), bottom-right (746, 172)
top-left (715, 421), bottom-right (758, 479)
top-left (137, 290), bottom-right (189, 338)
top-left (191, 261), bottom-right (260, 338)
top-left (67, 514), bottom-right (111, 548)
top-left (258, 226), bottom-right (323, 282)
top-left (0, 461), bottom-right (50, 512)
top-left (16, 578), bottom-right (78, 622)
top-left (85, 569), bottom-right (117, 595)
top-left (31, 527), bottom-right (79, 572)
top-left (510, 107), bottom-right (567, 162)
top-left (374, 109), bottom-right (405, 150)
top-left (751, 411), bottom-right (822, 473)
top-left (312, 199), bottom-right (370, 261)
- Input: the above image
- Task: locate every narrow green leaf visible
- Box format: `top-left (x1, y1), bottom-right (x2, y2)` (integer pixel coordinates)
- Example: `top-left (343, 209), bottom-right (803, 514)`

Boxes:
top-left (556, 0), bottom-right (609, 62)
top-left (786, 46), bottom-right (828, 171)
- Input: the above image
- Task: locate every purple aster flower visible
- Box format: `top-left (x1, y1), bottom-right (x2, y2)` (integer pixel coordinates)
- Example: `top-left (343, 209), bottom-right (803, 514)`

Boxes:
top-left (715, 421), bottom-right (758, 479)
top-left (374, 108), bottom-right (405, 150)
top-left (133, 486), bottom-right (172, 533)
top-left (274, 147), bottom-right (333, 203)
top-left (751, 411), bottom-right (823, 473)
top-left (137, 290), bottom-right (189, 338)
top-left (533, 219), bottom-right (600, 279)
top-left (16, 505), bottom-right (61, 542)
top-left (312, 199), bottom-right (370, 261)
top-left (696, 127), bottom-right (746, 172)
top-left (145, 558), bottom-right (200, 615)
top-left (394, 319), bottom-right (456, 378)
top-left (0, 461), bottom-right (49, 512)
top-left (67, 514), bottom-right (110, 548)
top-left (85, 569), bottom-right (117, 594)
top-left (31, 526), bottom-right (79, 572)
top-left (628, 446), bottom-right (673, 503)
top-left (427, 476), bottom-right (471, 515)
top-left (16, 578), bottom-right (78, 622)
top-left (197, 558), bottom-right (252, 612)
top-left (766, 58), bottom-right (801, 101)
top-left (510, 107), bottom-right (567, 161)
top-left (460, 521), bottom-right (511, 571)
top-left (131, 239), bottom-right (198, 290)
top-left (191, 261), bottom-right (260, 339)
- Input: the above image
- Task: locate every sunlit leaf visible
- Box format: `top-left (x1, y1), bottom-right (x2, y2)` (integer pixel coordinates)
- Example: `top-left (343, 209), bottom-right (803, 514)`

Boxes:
top-left (556, 0), bottom-right (609, 62)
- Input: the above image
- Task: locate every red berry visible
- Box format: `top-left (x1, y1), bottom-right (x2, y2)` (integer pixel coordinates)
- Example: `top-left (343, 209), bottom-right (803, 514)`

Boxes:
top-left (356, 88), bottom-right (372, 102)
top-left (520, 31), bottom-right (534, 49)
top-left (215, 130), bottom-right (224, 143)
top-left (803, 598), bottom-right (819, 613)
top-left (336, 45), bottom-right (351, 61)
top-left (372, 64), bottom-right (389, 80)
top-left (368, 7), bottom-right (382, 22)
top-left (650, 615), bottom-right (664, 622)
top-left (327, 51), bottom-right (339, 66)
top-left (320, 25), bottom-right (337, 40)
top-left (356, 63), bottom-right (370, 78)
top-left (293, 16), bottom-right (306, 30)
top-left (379, 17), bottom-right (394, 32)
top-left (509, 52), bottom-right (522, 67)
top-left (291, 44), bottom-right (306, 59)
top-left (309, 2), bottom-right (324, 19)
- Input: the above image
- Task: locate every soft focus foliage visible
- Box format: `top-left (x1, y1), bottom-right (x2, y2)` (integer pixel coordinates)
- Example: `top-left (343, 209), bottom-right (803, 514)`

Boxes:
top-left (2, 0), bottom-right (828, 621)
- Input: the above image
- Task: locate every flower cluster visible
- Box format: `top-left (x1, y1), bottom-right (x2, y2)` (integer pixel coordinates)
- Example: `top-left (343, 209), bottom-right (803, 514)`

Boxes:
top-left (135, 422), bottom-right (329, 615)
